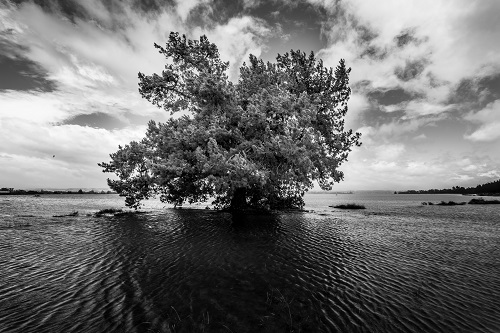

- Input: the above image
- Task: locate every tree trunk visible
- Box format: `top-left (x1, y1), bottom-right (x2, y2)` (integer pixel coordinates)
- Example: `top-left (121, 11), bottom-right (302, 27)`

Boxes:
top-left (230, 187), bottom-right (247, 211)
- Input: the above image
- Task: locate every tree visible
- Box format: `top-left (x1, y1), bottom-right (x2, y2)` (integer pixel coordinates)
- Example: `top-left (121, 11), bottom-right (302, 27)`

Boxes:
top-left (99, 32), bottom-right (361, 210)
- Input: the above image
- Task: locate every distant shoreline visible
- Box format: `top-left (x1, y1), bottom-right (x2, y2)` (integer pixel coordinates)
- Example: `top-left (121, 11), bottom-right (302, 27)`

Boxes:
top-left (395, 191), bottom-right (500, 197)
top-left (0, 190), bottom-right (116, 195)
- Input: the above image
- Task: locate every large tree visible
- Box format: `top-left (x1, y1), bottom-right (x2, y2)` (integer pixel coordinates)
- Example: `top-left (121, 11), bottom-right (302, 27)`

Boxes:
top-left (99, 32), bottom-right (361, 210)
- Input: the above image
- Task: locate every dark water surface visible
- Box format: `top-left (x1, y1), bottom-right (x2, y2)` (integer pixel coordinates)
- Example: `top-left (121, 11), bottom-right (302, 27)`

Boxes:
top-left (1, 193), bottom-right (499, 332)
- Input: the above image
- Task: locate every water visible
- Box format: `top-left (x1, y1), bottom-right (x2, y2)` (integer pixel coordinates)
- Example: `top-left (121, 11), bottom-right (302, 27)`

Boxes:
top-left (1, 193), bottom-right (499, 332)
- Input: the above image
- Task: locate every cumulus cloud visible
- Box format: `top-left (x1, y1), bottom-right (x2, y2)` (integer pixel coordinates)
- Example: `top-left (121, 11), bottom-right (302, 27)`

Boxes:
top-left (313, 0), bottom-right (500, 116)
top-left (333, 148), bottom-right (500, 191)
top-left (479, 170), bottom-right (500, 179)
top-left (373, 143), bottom-right (405, 161)
top-left (0, 118), bottom-right (147, 188)
top-left (464, 100), bottom-right (500, 142)
top-left (359, 115), bottom-right (442, 144)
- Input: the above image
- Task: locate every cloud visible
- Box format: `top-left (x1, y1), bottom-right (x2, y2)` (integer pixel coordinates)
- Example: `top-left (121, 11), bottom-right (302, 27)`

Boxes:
top-left (464, 122), bottom-right (500, 142)
top-left (62, 112), bottom-right (128, 130)
top-left (400, 100), bottom-right (455, 119)
top-left (478, 170), bottom-right (500, 179)
top-left (175, 0), bottom-right (210, 21)
top-left (370, 160), bottom-right (398, 172)
top-left (451, 174), bottom-right (474, 182)
top-left (5, 2), bottom-right (178, 89)
top-left (413, 133), bottom-right (426, 141)
top-left (359, 115), bottom-right (442, 144)
top-left (366, 87), bottom-right (417, 106)
top-left (0, 116), bottom-right (147, 188)
top-left (394, 27), bottom-right (426, 48)
top-left (312, 0), bottom-right (500, 123)
top-left (333, 147), bottom-right (500, 191)
top-left (0, 117), bottom-right (146, 165)
top-left (464, 100), bottom-right (500, 142)
top-left (0, 48), bottom-right (58, 92)
top-left (447, 72), bottom-right (500, 109)
top-left (345, 92), bottom-right (370, 128)
top-left (394, 58), bottom-right (428, 82)
top-left (373, 143), bottom-right (405, 161)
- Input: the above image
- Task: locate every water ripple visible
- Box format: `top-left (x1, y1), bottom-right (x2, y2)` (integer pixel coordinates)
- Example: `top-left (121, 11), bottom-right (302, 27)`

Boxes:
top-left (1, 197), bottom-right (499, 332)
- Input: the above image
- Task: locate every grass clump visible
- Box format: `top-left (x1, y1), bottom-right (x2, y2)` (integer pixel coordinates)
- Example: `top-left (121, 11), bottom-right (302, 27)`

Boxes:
top-left (330, 203), bottom-right (366, 209)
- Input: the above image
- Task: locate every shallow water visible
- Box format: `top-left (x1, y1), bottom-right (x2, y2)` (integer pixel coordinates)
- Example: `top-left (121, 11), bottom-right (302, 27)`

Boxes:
top-left (1, 193), bottom-right (499, 332)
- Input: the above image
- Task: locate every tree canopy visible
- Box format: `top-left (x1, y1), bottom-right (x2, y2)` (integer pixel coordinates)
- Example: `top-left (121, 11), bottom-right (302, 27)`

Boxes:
top-left (99, 32), bottom-right (361, 210)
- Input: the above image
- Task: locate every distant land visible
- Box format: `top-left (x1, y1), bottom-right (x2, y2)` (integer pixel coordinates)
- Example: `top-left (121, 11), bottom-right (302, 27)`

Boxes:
top-left (0, 187), bottom-right (115, 195)
top-left (396, 179), bottom-right (500, 196)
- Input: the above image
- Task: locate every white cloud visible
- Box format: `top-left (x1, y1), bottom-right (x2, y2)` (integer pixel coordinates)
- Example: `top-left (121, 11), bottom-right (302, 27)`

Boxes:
top-left (451, 174), bottom-right (474, 182)
top-left (462, 164), bottom-right (477, 172)
top-left (374, 116), bottom-right (440, 140)
top-left (345, 93), bottom-right (370, 127)
top-left (370, 160), bottom-right (398, 172)
top-left (0, 118), bottom-right (146, 165)
top-left (465, 122), bottom-right (500, 142)
top-left (313, 0), bottom-right (500, 121)
top-left (7, 2), bottom-right (178, 91)
top-left (464, 100), bottom-right (500, 142)
top-left (478, 170), bottom-right (500, 178)
top-left (413, 133), bottom-right (426, 141)
top-left (374, 143), bottom-right (405, 161)
top-left (0, 117), bottom-right (147, 187)
top-left (176, 0), bottom-right (210, 21)
top-left (401, 100), bottom-right (455, 119)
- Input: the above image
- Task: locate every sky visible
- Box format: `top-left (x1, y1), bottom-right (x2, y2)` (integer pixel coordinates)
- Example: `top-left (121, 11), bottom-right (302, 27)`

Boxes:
top-left (1, 0), bottom-right (499, 191)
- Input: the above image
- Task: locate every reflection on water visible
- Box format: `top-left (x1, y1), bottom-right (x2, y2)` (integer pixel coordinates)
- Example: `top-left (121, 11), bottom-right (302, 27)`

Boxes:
top-left (1, 194), bottom-right (499, 332)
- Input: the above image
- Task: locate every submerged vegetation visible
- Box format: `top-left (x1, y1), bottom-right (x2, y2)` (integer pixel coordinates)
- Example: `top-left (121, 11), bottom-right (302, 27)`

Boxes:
top-left (436, 201), bottom-right (467, 206)
top-left (331, 203), bottom-right (366, 209)
top-left (99, 32), bottom-right (360, 211)
top-left (94, 208), bottom-right (123, 217)
top-left (53, 211), bottom-right (78, 217)
top-left (468, 198), bottom-right (500, 205)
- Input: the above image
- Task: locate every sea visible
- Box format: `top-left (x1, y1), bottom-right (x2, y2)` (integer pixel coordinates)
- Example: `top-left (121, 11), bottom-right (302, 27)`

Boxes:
top-left (1, 192), bottom-right (499, 332)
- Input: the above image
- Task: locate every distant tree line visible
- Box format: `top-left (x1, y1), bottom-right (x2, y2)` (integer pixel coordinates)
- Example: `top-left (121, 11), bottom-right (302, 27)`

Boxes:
top-left (0, 188), bottom-right (115, 195)
top-left (396, 179), bottom-right (500, 195)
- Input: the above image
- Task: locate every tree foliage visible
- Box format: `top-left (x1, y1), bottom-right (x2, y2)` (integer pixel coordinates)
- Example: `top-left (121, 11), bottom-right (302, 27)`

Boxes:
top-left (99, 32), bottom-right (361, 210)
